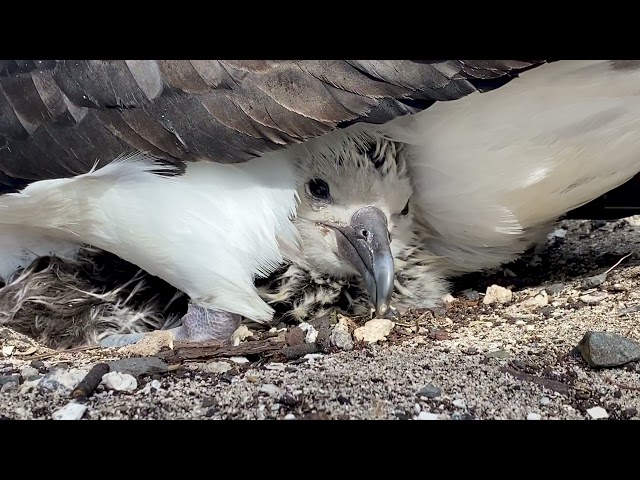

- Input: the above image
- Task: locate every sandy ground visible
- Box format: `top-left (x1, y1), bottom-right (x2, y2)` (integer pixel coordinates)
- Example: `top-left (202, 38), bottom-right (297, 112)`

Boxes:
top-left (2, 217), bottom-right (640, 420)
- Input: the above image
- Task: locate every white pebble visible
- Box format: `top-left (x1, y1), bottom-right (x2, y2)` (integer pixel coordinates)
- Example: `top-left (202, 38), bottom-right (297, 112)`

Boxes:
top-left (540, 397), bottom-right (551, 406)
top-left (417, 412), bottom-right (439, 420)
top-left (270, 403), bottom-right (281, 411)
top-left (150, 379), bottom-right (161, 390)
top-left (304, 326), bottom-right (319, 344)
top-left (52, 402), bottom-right (87, 420)
top-left (231, 325), bottom-right (254, 346)
top-left (303, 353), bottom-right (324, 360)
top-left (230, 356), bottom-right (250, 364)
top-left (264, 363), bottom-right (287, 371)
top-left (284, 413), bottom-right (296, 420)
top-left (527, 413), bottom-right (542, 420)
top-left (414, 403), bottom-right (421, 414)
top-left (452, 399), bottom-right (467, 409)
top-left (259, 384), bottom-right (282, 396)
top-left (483, 285), bottom-right (513, 305)
top-left (353, 318), bottom-right (395, 343)
top-left (101, 372), bottom-right (137, 392)
top-left (20, 366), bottom-right (39, 378)
top-left (587, 406), bottom-right (609, 420)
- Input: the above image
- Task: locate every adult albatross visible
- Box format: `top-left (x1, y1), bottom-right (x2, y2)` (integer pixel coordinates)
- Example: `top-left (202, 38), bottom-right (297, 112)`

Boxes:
top-left (1, 60), bottom-right (639, 347)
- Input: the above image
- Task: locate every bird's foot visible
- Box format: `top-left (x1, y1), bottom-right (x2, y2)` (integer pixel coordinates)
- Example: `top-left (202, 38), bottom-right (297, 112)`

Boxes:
top-left (100, 304), bottom-right (242, 348)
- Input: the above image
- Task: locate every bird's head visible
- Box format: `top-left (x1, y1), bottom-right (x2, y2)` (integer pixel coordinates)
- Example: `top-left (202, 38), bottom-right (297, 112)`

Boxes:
top-left (292, 133), bottom-right (413, 317)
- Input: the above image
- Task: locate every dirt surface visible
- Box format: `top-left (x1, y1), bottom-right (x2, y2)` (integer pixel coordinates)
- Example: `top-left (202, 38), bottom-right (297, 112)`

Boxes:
top-left (2, 217), bottom-right (640, 420)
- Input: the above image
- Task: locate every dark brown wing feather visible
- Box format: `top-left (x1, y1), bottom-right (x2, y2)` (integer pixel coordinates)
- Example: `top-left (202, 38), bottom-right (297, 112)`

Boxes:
top-left (0, 60), bottom-right (546, 191)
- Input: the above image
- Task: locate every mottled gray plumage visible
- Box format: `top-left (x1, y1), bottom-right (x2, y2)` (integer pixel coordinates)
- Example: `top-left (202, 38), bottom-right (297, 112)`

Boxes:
top-left (0, 60), bottom-right (544, 191)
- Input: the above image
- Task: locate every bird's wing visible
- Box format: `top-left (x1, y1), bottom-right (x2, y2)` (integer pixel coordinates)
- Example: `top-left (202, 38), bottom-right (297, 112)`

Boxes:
top-left (0, 60), bottom-right (544, 191)
top-left (384, 60), bottom-right (640, 273)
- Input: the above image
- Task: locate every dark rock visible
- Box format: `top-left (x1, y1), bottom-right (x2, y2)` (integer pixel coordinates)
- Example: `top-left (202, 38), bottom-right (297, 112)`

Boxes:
top-left (592, 220), bottom-right (608, 230)
top-left (280, 394), bottom-right (298, 407)
top-left (394, 411), bottom-right (411, 420)
top-left (417, 384), bottom-right (441, 398)
top-left (462, 289), bottom-right (480, 301)
top-left (310, 316), bottom-right (332, 351)
top-left (545, 283), bottom-right (565, 296)
top-left (201, 397), bottom-right (216, 408)
top-left (281, 343), bottom-right (319, 360)
top-left (0, 375), bottom-right (20, 387)
top-left (618, 305), bottom-right (640, 315)
top-left (107, 357), bottom-right (168, 377)
top-left (622, 408), bottom-right (638, 419)
top-left (285, 327), bottom-right (305, 347)
top-left (304, 412), bottom-right (330, 420)
top-left (337, 394), bottom-right (352, 405)
top-left (204, 408), bottom-right (216, 417)
top-left (581, 273), bottom-right (607, 289)
top-left (614, 390), bottom-right (623, 399)
top-left (220, 373), bottom-right (235, 384)
top-left (30, 360), bottom-right (46, 371)
top-left (577, 331), bottom-right (640, 368)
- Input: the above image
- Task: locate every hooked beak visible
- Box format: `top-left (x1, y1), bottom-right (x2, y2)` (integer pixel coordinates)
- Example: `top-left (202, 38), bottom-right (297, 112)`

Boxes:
top-left (331, 206), bottom-right (395, 317)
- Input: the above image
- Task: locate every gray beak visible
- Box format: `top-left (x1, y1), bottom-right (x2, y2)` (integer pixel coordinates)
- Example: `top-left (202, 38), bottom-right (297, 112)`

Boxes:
top-left (333, 206), bottom-right (395, 317)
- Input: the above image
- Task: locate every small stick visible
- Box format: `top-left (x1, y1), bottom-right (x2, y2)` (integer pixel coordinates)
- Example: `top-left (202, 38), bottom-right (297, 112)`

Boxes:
top-left (29, 345), bottom-right (100, 361)
top-left (604, 252), bottom-right (633, 276)
top-left (72, 363), bottom-right (110, 399)
top-left (605, 377), bottom-right (640, 391)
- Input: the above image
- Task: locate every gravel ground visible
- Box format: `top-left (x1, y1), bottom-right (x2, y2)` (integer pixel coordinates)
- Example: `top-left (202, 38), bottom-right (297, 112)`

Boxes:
top-left (2, 217), bottom-right (640, 420)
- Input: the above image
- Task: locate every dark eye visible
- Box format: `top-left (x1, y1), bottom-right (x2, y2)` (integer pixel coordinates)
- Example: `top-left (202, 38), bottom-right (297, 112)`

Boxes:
top-left (309, 178), bottom-right (330, 199)
top-left (400, 201), bottom-right (409, 216)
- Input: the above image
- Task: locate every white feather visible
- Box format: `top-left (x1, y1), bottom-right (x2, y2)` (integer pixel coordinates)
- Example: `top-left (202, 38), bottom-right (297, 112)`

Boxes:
top-left (0, 152), bottom-right (299, 321)
top-left (383, 60), bottom-right (640, 273)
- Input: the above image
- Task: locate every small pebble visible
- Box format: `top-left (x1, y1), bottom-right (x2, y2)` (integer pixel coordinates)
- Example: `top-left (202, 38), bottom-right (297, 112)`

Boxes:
top-left (582, 273), bottom-right (607, 289)
top-left (417, 412), bottom-right (439, 420)
top-left (545, 283), bottom-right (565, 296)
top-left (303, 353), bottom-right (324, 360)
top-left (452, 399), bottom-right (466, 409)
top-left (229, 357), bottom-right (250, 364)
top-left (462, 289), bottom-right (480, 301)
top-left (330, 319), bottom-right (354, 351)
top-left (540, 397), bottom-right (551, 406)
top-left (270, 403), bottom-right (281, 412)
top-left (579, 294), bottom-right (607, 305)
top-left (414, 403), bottom-right (421, 414)
top-left (353, 319), bottom-right (395, 343)
top-left (417, 384), bottom-right (441, 398)
top-left (527, 413), bottom-right (542, 420)
top-left (20, 366), bottom-right (39, 379)
top-left (284, 413), bottom-right (296, 420)
top-left (30, 360), bottom-right (45, 370)
top-left (101, 372), bottom-right (137, 392)
top-left (259, 384), bottom-right (282, 397)
top-left (52, 402), bottom-right (87, 420)
top-left (586, 406), bottom-right (609, 420)
top-left (0, 375), bottom-right (20, 387)
top-left (483, 285), bottom-right (513, 305)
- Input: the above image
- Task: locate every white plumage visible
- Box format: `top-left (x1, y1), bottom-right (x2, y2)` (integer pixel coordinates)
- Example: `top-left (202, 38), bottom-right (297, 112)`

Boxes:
top-left (0, 153), bottom-right (299, 321)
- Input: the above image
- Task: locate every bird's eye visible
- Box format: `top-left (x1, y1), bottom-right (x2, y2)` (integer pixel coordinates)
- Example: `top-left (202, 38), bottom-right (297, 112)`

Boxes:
top-left (309, 178), bottom-right (330, 200)
top-left (400, 201), bottom-right (410, 216)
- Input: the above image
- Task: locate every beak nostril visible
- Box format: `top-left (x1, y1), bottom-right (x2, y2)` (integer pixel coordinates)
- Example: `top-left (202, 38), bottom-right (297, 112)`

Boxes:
top-left (360, 229), bottom-right (369, 240)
